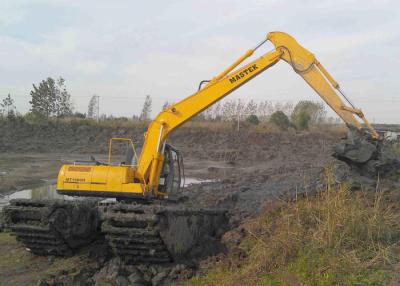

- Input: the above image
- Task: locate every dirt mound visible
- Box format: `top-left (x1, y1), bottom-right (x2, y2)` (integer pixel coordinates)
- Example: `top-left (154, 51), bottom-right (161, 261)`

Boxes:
top-left (333, 129), bottom-right (400, 178)
top-left (0, 120), bottom-right (146, 153)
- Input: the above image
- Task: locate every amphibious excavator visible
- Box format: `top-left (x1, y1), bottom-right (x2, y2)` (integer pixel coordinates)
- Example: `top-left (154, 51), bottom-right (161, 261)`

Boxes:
top-left (3, 32), bottom-right (380, 264)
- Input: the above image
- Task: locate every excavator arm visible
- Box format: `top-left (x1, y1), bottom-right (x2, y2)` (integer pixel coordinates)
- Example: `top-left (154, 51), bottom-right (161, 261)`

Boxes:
top-left (137, 32), bottom-right (379, 195)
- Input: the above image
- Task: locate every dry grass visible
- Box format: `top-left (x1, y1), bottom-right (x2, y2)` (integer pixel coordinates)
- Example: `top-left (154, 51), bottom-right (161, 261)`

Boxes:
top-left (6, 115), bottom-right (348, 138)
top-left (183, 170), bottom-right (400, 286)
top-left (56, 117), bottom-right (348, 135)
top-left (393, 143), bottom-right (400, 156)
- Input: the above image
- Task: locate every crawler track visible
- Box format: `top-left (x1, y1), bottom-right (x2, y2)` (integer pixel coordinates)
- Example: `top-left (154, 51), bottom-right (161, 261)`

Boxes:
top-left (101, 204), bottom-right (171, 264)
top-left (3, 199), bottom-right (228, 262)
top-left (100, 203), bottom-right (228, 264)
top-left (3, 199), bottom-right (99, 256)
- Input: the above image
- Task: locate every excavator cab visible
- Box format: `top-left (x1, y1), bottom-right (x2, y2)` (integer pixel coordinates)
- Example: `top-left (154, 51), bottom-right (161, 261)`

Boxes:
top-left (158, 144), bottom-right (183, 196)
top-left (112, 139), bottom-right (183, 197)
top-left (56, 138), bottom-right (182, 199)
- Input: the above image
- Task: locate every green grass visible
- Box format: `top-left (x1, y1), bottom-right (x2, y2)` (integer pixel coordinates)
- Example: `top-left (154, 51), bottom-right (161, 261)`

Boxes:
top-left (182, 170), bottom-right (400, 286)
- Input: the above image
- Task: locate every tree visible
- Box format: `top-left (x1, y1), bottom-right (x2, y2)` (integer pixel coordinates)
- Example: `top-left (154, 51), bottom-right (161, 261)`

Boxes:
top-left (257, 100), bottom-right (273, 121)
top-left (269, 111), bottom-right (292, 130)
top-left (291, 100), bottom-right (326, 129)
top-left (295, 110), bottom-right (311, 130)
top-left (246, 114), bottom-right (260, 125)
top-left (213, 102), bottom-right (222, 121)
top-left (1, 93), bottom-right (16, 117)
top-left (244, 99), bottom-right (258, 116)
top-left (29, 77), bottom-right (73, 118)
top-left (235, 99), bottom-right (246, 120)
top-left (139, 95), bottom-right (152, 121)
top-left (87, 95), bottom-right (99, 119)
top-left (221, 100), bottom-right (237, 121)
top-left (55, 77), bottom-right (73, 116)
top-left (203, 105), bottom-right (214, 120)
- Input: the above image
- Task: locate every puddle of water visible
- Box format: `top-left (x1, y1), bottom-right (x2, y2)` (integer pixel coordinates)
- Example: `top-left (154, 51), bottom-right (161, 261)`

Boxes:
top-left (183, 178), bottom-right (214, 187)
top-left (0, 177), bottom-right (213, 210)
top-left (0, 184), bottom-right (71, 211)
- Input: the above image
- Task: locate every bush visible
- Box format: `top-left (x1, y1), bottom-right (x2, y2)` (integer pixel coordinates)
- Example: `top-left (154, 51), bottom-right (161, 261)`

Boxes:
top-left (291, 101), bottom-right (325, 130)
top-left (24, 111), bottom-right (47, 124)
top-left (73, 112), bottom-right (86, 119)
top-left (295, 110), bottom-right (311, 130)
top-left (269, 111), bottom-right (291, 130)
top-left (245, 115), bottom-right (260, 125)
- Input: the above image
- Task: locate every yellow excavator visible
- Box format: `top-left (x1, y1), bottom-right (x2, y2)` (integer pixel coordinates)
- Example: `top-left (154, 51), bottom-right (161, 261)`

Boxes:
top-left (4, 32), bottom-right (379, 264)
top-left (57, 31), bottom-right (378, 199)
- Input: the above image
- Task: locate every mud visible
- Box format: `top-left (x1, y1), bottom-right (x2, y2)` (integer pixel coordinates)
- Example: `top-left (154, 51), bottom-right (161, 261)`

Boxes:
top-left (334, 129), bottom-right (400, 178)
top-left (177, 132), bottom-right (336, 225)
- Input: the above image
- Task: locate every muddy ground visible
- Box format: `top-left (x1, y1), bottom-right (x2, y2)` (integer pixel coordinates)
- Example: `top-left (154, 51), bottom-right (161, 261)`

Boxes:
top-left (0, 120), bottom-right (341, 285)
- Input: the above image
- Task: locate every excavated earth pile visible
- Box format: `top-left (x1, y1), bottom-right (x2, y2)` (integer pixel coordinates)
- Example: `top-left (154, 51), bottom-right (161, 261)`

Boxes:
top-left (3, 199), bottom-right (99, 256)
top-left (100, 203), bottom-right (228, 264)
top-left (333, 130), bottom-right (400, 178)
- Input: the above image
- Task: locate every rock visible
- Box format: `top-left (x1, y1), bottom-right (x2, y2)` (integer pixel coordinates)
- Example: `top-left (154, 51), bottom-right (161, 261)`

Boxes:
top-left (168, 264), bottom-right (194, 281)
top-left (47, 256), bottom-right (55, 264)
top-left (151, 271), bottom-right (168, 286)
top-left (169, 264), bottom-right (186, 279)
top-left (93, 258), bottom-right (122, 284)
top-left (332, 160), bottom-right (351, 182)
top-left (333, 130), bottom-right (378, 164)
top-left (135, 265), bottom-right (152, 282)
top-left (116, 275), bottom-right (129, 286)
top-left (333, 129), bottom-right (400, 178)
top-left (149, 266), bottom-right (158, 276)
top-left (127, 269), bottom-right (149, 285)
top-left (88, 238), bottom-right (110, 264)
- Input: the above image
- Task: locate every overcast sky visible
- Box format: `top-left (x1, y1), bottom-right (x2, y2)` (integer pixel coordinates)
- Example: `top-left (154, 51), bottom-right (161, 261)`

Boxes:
top-left (1, 0), bottom-right (399, 123)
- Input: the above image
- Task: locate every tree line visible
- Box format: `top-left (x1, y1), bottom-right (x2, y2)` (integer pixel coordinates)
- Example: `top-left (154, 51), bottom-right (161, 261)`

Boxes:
top-left (1, 76), bottom-right (333, 131)
top-left (1, 77), bottom-right (73, 121)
